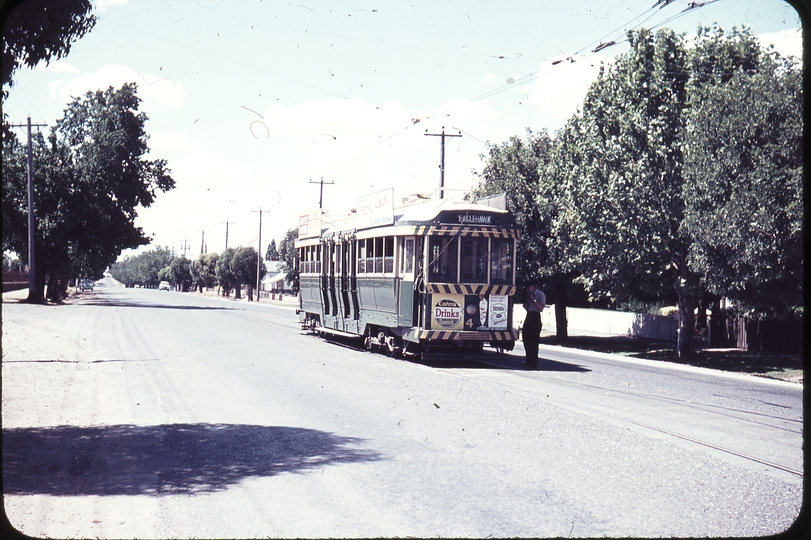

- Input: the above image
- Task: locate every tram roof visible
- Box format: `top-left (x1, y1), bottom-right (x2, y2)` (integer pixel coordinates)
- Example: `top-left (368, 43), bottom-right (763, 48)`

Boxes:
top-left (317, 197), bottom-right (512, 237)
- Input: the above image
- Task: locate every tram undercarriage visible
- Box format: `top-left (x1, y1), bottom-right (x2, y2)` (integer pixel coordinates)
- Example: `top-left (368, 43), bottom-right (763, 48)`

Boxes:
top-left (298, 311), bottom-right (515, 359)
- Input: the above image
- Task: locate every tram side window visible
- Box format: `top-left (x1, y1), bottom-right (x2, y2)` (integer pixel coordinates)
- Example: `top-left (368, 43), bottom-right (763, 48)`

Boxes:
top-left (384, 237), bottom-right (394, 273)
top-left (400, 237), bottom-right (414, 274)
top-left (490, 238), bottom-right (513, 285)
top-left (301, 247), bottom-right (308, 273)
top-left (428, 237), bottom-right (458, 283)
top-left (460, 237), bottom-right (488, 283)
top-left (358, 239), bottom-right (366, 273)
top-left (371, 238), bottom-right (381, 273)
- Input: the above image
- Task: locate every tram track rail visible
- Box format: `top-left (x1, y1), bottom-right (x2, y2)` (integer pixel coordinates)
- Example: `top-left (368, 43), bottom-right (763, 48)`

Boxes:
top-left (543, 394), bottom-right (804, 478)
top-left (436, 357), bottom-right (804, 480)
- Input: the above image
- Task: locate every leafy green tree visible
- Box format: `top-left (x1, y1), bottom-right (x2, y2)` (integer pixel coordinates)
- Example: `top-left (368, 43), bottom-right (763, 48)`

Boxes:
top-left (277, 228), bottom-right (299, 293)
top-left (265, 239), bottom-right (279, 261)
top-left (2, 0), bottom-right (96, 91)
top-left (110, 246), bottom-right (173, 288)
top-left (558, 28), bottom-right (696, 356)
top-left (682, 30), bottom-right (802, 319)
top-left (157, 265), bottom-right (172, 286)
top-left (549, 24), bottom-right (798, 355)
top-left (231, 246), bottom-right (265, 301)
top-left (191, 252), bottom-right (219, 292)
top-left (2, 83), bottom-right (174, 300)
top-left (169, 256), bottom-right (193, 292)
top-left (215, 247), bottom-right (237, 297)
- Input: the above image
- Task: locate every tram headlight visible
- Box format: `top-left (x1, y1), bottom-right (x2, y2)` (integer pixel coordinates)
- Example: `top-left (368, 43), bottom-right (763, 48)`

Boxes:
top-left (465, 304), bottom-right (478, 315)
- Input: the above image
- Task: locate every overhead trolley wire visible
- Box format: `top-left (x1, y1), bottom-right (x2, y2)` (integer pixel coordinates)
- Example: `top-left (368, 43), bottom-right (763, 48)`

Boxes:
top-left (312, 0), bottom-right (730, 180)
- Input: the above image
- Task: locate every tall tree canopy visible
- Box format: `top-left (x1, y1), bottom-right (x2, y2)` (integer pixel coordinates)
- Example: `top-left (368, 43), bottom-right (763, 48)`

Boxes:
top-left (191, 252), bottom-right (219, 292)
top-left (477, 25), bottom-right (801, 356)
top-left (2, 83), bottom-right (175, 299)
top-left (231, 246), bottom-right (265, 301)
top-left (265, 239), bottom-right (279, 261)
top-left (2, 0), bottom-right (96, 90)
top-left (682, 27), bottom-right (803, 318)
top-left (277, 228), bottom-right (300, 293)
top-left (110, 247), bottom-right (174, 288)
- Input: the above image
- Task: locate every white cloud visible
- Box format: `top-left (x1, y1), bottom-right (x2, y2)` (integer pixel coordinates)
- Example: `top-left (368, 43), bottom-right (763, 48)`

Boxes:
top-left (94, 0), bottom-right (129, 12)
top-left (148, 130), bottom-right (197, 153)
top-left (36, 59), bottom-right (79, 73)
top-left (54, 64), bottom-right (184, 111)
top-left (758, 28), bottom-right (803, 59)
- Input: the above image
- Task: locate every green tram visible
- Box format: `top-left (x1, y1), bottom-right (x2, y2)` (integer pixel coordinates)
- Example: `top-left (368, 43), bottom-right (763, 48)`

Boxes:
top-left (296, 196), bottom-right (520, 357)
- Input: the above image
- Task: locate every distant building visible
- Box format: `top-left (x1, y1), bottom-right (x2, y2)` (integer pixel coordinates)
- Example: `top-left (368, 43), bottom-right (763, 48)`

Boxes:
top-left (261, 260), bottom-right (292, 293)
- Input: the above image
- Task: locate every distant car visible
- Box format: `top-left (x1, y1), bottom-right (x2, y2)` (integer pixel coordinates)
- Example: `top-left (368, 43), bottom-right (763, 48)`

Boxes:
top-left (159, 281), bottom-right (170, 291)
top-left (79, 279), bottom-right (94, 291)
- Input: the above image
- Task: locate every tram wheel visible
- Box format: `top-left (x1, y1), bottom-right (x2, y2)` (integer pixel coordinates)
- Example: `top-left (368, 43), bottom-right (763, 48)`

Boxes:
top-left (385, 335), bottom-right (403, 358)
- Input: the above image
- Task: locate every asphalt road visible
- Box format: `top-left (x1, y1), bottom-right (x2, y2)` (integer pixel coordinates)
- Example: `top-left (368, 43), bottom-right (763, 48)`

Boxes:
top-left (2, 281), bottom-right (804, 538)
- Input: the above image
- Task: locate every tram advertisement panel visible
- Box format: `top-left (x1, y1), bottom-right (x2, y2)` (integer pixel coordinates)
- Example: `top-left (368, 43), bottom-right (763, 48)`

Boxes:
top-left (431, 294), bottom-right (465, 331)
top-left (462, 294), bottom-right (509, 331)
top-left (431, 294), bottom-right (510, 331)
top-left (486, 295), bottom-right (509, 330)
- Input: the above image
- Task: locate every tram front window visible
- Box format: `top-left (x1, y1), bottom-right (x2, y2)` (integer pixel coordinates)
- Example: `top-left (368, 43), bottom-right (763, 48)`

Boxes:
top-left (428, 237), bottom-right (457, 283)
top-left (490, 238), bottom-right (513, 285)
top-left (460, 237), bottom-right (488, 283)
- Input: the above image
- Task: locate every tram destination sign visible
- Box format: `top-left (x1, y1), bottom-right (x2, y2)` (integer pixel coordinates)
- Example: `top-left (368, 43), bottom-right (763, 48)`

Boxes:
top-left (437, 210), bottom-right (508, 226)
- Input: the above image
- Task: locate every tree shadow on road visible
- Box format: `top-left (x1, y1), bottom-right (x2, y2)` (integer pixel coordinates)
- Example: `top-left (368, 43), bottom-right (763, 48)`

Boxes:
top-left (3, 423), bottom-right (384, 496)
top-left (66, 293), bottom-right (236, 311)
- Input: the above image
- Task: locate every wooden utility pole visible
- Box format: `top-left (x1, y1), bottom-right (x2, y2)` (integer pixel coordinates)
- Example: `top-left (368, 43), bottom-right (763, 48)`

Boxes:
top-left (198, 230), bottom-right (209, 254)
top-left (9, 117), bottom-right (48, 302)
top-left (221, 221), bottom-right (235, 251)
top-left (424, 127), bottom-right (462, 199)
top-left (251, 208), bottom-right (272, 301)
top-left (309, 177), bottom-right (334, 209)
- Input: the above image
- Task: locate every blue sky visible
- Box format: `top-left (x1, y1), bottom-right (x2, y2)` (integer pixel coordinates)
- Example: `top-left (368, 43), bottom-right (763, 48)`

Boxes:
top-left (3, 0), bottom-right (803, 259)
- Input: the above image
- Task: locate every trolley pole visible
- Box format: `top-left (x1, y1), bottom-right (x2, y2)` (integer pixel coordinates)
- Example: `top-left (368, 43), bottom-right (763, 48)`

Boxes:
top-left (425, 127), bottom-right (462, 199)
top-left (9, 117), bottom-right (48, 302)
top-left (309, 177), bottom-right (334, 209)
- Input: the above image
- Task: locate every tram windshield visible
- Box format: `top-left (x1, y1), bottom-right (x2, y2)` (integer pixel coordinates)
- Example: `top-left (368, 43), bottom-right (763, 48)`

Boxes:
top-left (490, 238), bottom-right (513, 284)
top-left (428, 237), bottom-right (458, 282)
top-left (427, 235), bottom-right (514, 285)
top-left (460, 237), bottom-right (488, 283)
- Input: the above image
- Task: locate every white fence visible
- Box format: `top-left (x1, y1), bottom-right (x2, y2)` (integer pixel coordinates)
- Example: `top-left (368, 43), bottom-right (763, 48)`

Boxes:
top-left (514, 305), bottom-right (677, 342)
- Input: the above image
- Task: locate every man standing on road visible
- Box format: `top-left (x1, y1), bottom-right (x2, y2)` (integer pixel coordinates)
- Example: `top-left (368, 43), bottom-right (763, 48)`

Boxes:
top-left (521, 281), bottom-right (545, 369)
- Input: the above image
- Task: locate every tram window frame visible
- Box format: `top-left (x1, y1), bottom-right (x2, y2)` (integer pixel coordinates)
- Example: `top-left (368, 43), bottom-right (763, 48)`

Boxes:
top-left (357, 239), bottom-right (366, 273)
top-left (460, 237), bottom-right (489, 283)
top-left (428, 236), bottom-right (458, 283)
top-left (384, 237), bottom-right (394, 274)
top-left (490, 238), bottom-right (514, 285)
top-left (373, 237), bottom-right (384, 273)
top-left (400, 237), bottom-right (414, 274)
